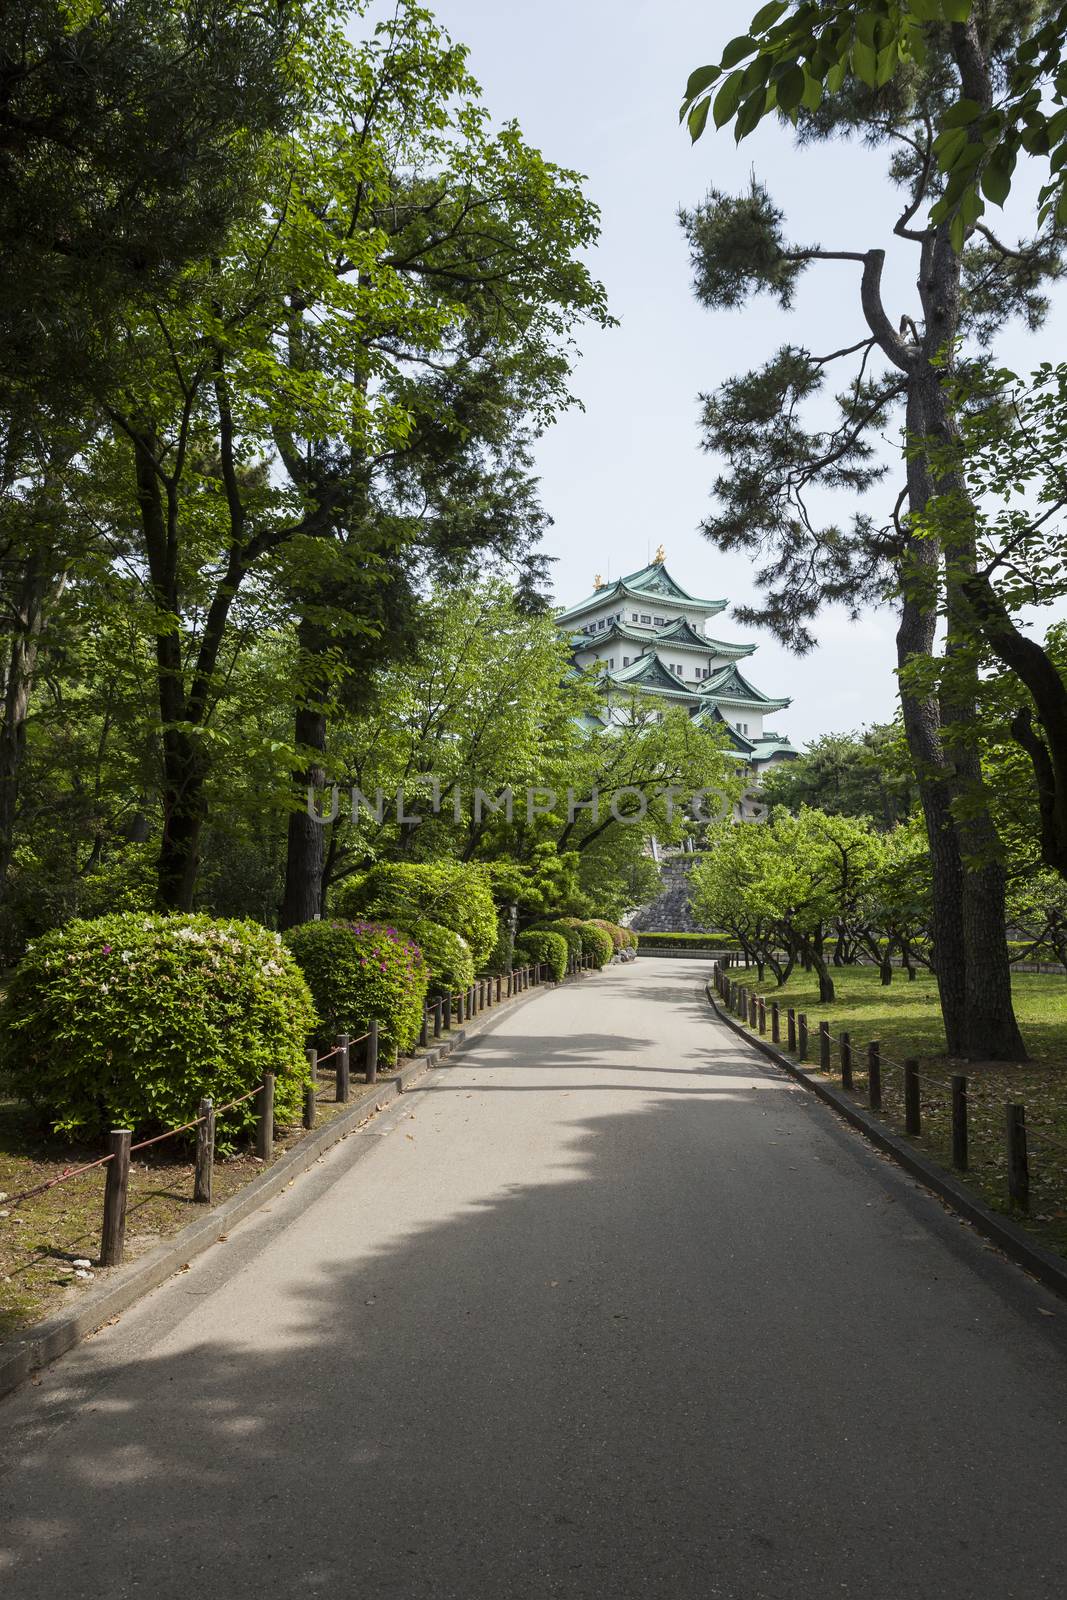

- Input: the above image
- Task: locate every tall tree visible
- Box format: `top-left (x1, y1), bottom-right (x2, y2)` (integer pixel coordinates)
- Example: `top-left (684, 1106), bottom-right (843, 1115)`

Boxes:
top-left (678, 6), bottom-right (1058, 1057)
top-left (0, 0), bottom-right (303, 907)
top-left (93, 0), bottom-right (608, 913)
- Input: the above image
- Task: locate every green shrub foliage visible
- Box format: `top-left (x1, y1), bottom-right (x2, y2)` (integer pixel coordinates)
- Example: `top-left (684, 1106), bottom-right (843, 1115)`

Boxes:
top-left (0, 914), bottom-right (316, 1140)
top-left (535, 919), bottom-right (582, 962)
top-left (285, 919), bottom-right (429, 1059)
top-left (514, 929), bottom-right (568, 983)
top-left (577, 921), bottom-right (614, 968)
top-left (336, 862), bottom-right (497, 967)
top-left (589, 918), bottom-right (624, 951)
top-left (398, 918), bottom-right (474, 997)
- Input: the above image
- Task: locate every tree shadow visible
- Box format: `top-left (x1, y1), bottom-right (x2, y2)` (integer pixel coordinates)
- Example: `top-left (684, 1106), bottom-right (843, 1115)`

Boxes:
top-left (2, 1071), bottom-right (1067, 1598)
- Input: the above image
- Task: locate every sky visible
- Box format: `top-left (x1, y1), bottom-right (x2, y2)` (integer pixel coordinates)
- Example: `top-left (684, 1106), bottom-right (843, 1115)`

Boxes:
top-left (425, 0), bottom-right (1067, 746)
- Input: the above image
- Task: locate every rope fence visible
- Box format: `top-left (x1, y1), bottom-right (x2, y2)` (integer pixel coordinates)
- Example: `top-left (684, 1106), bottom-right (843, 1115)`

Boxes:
top-left (712, 960), bottom-right (1067, 1221)
top-left (1, 953), bottom-right (590, 1268)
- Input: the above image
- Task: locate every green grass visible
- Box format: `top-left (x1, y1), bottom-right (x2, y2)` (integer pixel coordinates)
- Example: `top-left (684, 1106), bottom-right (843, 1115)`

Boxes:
top-left (725, 965), bottom-right (1067, 1260)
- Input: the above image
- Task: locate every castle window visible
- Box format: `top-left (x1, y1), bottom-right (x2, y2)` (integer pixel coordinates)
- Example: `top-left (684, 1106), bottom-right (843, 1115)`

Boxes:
top-left (640, 613), bottom-right (651, 624)
top-left (609, 658), bottom-right (614, 669)
top-left (631, 612), bottom-right (638, 621)
top-left (654, 616), bottom-right (665, 625)
top-left (623, 656), bottom-right (630, 667)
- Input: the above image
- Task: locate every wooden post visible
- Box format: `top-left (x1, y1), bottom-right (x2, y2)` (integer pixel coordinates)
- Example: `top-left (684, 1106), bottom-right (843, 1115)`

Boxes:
top-left (434, 999), bottom-right (442, 1038)
top-left (1006, 1103), bottom-right (1029, 1210)
top-left (100, 1128), bottom-right (132, 1267)
top-left (445, 993), bottom-right (453, 1031)
top-left (868, 1042), bottom-right (881, 1111)
top-left (256, 1074), bottom-right (275, 1161)
top-left (336, 1033), bottom-right (350, 1103)
top-left (420, 1007), bottom-right (429, 1048)
top-left (496, 974), bottom-right (502, 1002)
top-left (840, 1031), bottom-right (852, 1091)
top-left (797, 1013), bottom-right (808, 1060)
top-left (818, 1020), bottom-right (830, 1072)
top-left (507, 970), bottom-right (513, 997)
top-left (951, 1074), bottom-right (968, 1171)
top-left (748, 992), bottom-right (756, 1027)
top-left (303, 1048), bottom-right (317, 1131)
top-left (787, 1008), bottom-right (796, 1051)
top-left (365, 1019), bottom-right (379, 1084)
top-left (771, 1002), bottom-right (780, 1043)
top-left (757, 997), bottom-right (766, 1035)
top-left (194, 1097), bottom-right (215, 1203)
top-left (457, 989), bottom-right (465, 1024)
top-left (904, 1059), bottom-right (920, 1136)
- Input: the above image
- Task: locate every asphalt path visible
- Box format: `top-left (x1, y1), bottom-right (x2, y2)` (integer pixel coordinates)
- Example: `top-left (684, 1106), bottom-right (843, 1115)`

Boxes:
top-left (2, 957), bottom-right (1067, 1599)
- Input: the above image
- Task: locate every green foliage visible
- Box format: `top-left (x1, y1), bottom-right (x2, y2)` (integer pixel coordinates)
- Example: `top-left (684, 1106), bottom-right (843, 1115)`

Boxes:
top-left (680, 3), bottom-right (1067, 233)
top-left (554, 917), bottom-right (614, 968)
top-left (513, 929), bottom-right (569, 982)
top-left (335, 860), bottom-right (498, 968)
top-left (285, 919), bottom-right (429, 1059)
top-left (760, 722), bottom-right (914, 826)
top-left (536, 919), bottom-right (583, 962)
top-left (399, 918), bottom-right (474, 998)
top-left (589, 918), bottom-right (627, 951)
top-left (0, 914), bottom-right (315, 1140)
top-left (636, 930), bottom-right (731, 948)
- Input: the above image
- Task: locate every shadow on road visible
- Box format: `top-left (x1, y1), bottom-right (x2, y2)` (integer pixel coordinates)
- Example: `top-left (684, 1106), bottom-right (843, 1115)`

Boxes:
top-left (3, 1051), bottom-right (1067, 1599)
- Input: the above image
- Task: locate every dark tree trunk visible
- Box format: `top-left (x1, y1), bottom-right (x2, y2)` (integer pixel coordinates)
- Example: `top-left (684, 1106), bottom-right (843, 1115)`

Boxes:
top-left (280, 690), bottom-right (328, 929)
top-left (0, 554), bottom-right (65, 897)
top-left (157, 726), bottom-right (207, 912)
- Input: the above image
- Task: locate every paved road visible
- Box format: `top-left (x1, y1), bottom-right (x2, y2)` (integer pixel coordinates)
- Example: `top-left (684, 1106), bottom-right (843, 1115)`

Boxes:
top-left (3, 958), bottom-right (1067, 1598)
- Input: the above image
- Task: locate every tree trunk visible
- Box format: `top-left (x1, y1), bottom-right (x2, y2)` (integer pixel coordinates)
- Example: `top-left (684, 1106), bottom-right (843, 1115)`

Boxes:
top-left (157, 726), bottom-right (207, 911)
top-left (0, 554), bottom-right (65, 898)
top-left (280, 692), bottom-right (327, 928)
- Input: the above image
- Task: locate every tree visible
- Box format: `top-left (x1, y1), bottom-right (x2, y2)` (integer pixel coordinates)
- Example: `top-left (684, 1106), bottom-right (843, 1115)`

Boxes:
top-left (760, 721), bottom-right (915, 824)
top-left (93, 0), bottom-right (609, 912)
top-left (681, 2), bottom-right (1067, 236)
top-left (0, 0), bottom-right (303, 909)
top-left (678, 8), bottom-right (1047, 1057)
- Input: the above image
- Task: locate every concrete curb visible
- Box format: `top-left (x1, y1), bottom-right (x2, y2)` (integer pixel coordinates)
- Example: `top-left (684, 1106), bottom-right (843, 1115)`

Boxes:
top-left (0, 970), bottom-right (596, 1401)
top-left (706, 980), bottom-right (1067, 1303)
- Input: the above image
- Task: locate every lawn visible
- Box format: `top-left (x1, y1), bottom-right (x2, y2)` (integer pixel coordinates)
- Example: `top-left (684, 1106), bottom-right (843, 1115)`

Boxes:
top-left (724, 964), bottom-right (1067, 1260)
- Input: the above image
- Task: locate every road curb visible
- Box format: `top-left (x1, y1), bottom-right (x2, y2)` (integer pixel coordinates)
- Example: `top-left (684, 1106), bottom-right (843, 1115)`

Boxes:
top-left (706, 980), bottom-right (1067, 1304)
top-left (0, 970), bottom-right (597, 1401)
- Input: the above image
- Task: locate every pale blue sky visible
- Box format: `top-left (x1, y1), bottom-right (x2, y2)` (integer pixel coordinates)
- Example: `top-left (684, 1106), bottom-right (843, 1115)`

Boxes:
top-left (427, 0), bottom-right (1066, 744)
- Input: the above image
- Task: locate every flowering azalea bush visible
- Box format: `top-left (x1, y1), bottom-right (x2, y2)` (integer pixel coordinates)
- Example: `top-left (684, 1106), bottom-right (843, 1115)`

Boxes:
top-left (285, 919), bottom-right (429, 1060)
top-left (0, 914), bottom-right (317, 1139)
top-left (395, 918), bottom-right (474, 999)
top-left (335, 861), bottom-right (498, 968)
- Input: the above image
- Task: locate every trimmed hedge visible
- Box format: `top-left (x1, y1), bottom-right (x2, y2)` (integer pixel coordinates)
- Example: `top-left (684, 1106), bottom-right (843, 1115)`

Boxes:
top-left (536, 919), bottom-right (582, 963)
top-left (514, 929), bottom-right (569, 983)
top-left (399, 917), bottom-right (474, 997)
top-left (0, 914), bottom-right (316, 1140)
top-left (555, 917), bottom-right (614, 969)
top-left (336, 861), bottom-right (497, 967)
top-left (636, 931), bottom-right (733, 949)
top-left (285, 919), bottom-right (429, 1060)
top-left (590, 918), bottom-right (626, 952)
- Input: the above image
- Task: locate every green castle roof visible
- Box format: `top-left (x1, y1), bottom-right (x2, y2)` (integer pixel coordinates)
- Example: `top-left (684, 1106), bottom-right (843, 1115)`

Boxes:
top-left (699, 663), bottom-right (791, 712)
top-left (603, 652), bottom-right (698, 700)
top-left (556, 562), bottom-right (728, 625)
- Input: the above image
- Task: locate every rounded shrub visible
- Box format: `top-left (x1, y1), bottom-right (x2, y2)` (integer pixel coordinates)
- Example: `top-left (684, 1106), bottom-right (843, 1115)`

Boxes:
top-left (397, 918), bottom-right (474, 998)
top-left (285, 919), bottom-right (429, 1060)
top-left (335, 861), bottom-right (497, 968)
top-left (577, 921), bottom-right (614, 968)
top-left (590, 918), bottom-right (626, 952)
top-left (535, 919), bottom-right (582, 965)
top-left (514, 929), bottom-right (568, 983)
top-left (0, 914), bottom-right (316, 1140)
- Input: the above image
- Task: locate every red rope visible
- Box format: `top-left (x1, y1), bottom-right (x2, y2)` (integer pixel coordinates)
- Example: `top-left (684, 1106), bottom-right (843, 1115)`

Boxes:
top-left (3, 1151), bottom-right (115, 1209)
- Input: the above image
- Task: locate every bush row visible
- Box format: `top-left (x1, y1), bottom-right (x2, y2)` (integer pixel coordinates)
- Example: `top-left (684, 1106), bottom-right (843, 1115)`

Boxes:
top-left (0, 861), bottom-right (640, 1142)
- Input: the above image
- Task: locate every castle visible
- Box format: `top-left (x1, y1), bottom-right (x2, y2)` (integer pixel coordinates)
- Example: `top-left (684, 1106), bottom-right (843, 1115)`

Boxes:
top-left (555, 549), bottom-right (798, 774)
